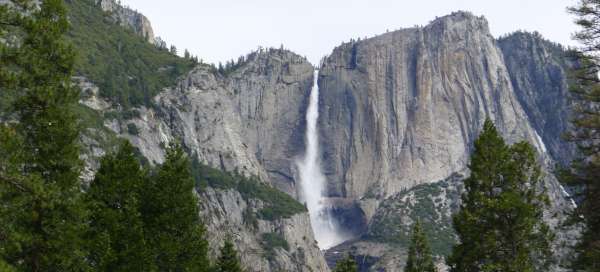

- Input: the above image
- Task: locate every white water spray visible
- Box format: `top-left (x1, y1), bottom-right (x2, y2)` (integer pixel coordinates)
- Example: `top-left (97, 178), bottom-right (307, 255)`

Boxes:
top-left (297, 70), bottom-right (347, 250)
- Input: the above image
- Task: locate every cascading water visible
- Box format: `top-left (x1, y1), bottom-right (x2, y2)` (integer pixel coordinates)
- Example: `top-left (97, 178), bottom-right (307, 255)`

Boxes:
top-left (297, 70), bottom-right (347, 250)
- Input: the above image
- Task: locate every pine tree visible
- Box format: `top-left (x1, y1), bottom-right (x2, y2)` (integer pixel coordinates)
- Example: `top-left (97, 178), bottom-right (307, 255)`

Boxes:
top-left (142, 144), bottom-right (210, 271)
top-left (0, 0), bottom-right (88, 270)
top-left (405, 220), bottom-right (436, 272)
top-left (216, 239), bottom-right (243, 272)
top-left (566, 1), bottom-right (600, 270)
top-left (333, 254), bottom-right (358, 272)
top-left (86, 141), bottom-right (154, 271)
top-left (447, 119), bottom-right (553, 272)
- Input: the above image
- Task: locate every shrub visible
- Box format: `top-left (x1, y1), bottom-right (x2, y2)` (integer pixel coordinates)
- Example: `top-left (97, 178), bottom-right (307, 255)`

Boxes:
top-left (261, 232), bottom-right (289, 260)
top-left (65, 0), bottom-right (196, 109)
top-left (127, 123), bottom-right (139, 135)
top-left (189, 159), bottom-right (306, 220)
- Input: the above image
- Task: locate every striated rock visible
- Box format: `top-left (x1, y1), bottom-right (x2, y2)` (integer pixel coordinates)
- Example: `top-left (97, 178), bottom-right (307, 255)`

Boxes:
top-left (199, 187), bottom-right (329, 272)
top-left (319, 11), bottom-right (545, 199)
top-left (95, 0), bottom-right (156, 44)
top-left (498, 32), bottom-right (577, 165)
top-left (65, 4), bottom-right (580, 270)
top-left (318, 12), bottom-right (578, 271)
top-left (119, 49), bottom-right (313, 196)
top-left (102, 49), bottom-right (328, 271)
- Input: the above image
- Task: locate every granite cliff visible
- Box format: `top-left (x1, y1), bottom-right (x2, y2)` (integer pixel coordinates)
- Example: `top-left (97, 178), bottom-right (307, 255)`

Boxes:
top-left (116, 49), bottom-right (313, 196)
top-left (319, 12), bottom-right (547, 200)
top-left (94, 48), bottom-right (329, 271)
top-left (315, 12), bottom-right (578, 271)
top-left (498, 32), bottom-right (577, 165)
top-left (95, 0), bottom-right (156, 44)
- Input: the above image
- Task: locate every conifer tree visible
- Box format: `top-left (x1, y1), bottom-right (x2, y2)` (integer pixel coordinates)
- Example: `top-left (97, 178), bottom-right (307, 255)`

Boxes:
top-left (333, 254), bottom-right (358, 272)
top-left (86, 141), bottom-right (154, 271)
top-left (142, 144), bottom-right (210, 271)
top-left (405, 220), bottom-right (436, 272)
top-left (447, 119), bottom-right (553, 272)
top-left (216, 239), bottom-right (243, 272)
top-left (566, 1), bottom-right (600, 270)
top-left (0, 0), bottom-right (88, 270)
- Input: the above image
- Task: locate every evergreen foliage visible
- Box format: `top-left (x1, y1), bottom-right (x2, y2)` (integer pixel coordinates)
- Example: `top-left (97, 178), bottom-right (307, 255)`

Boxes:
top-left (333, 254), bottom-right (358, 272)
top-left (0, 0), bottom-right (89, 270)
top-left (141, 144), bottom-right (210, 271)
top-left (566, 1), bottom-right (600, 270)
top-left (447, 119), bottom-right (553, 272)
top-left (216, 239), bottom-right (243, 272)
top-left (85, 141), bottom-right (153, 271)
top-left (405, 220), bottom-right (436, 272)
top-left (64, 0), bottom-right (196, 108)
top-left (261, 232), bottom-right (289, 260)
top-left (191, 159), bottom-right (307, 220)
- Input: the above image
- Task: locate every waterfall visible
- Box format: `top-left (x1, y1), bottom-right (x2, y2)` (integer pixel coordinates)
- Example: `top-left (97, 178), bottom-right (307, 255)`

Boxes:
top-left (297, 70), bottom-right (347, 250)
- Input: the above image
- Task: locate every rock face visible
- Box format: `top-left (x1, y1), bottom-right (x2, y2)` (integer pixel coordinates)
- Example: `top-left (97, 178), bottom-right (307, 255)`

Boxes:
top-left (118, 49), bottom-right (313, 196)
top-left (101, 49), bottom-right (328, 271)
top-left (199, 187), bottom-right (328, 272)
top-left (498, 32), bottom-right (577, 165)
top-left (95, 0), bottom-right (156, 44)
top-left (319, 11), bottom-right (545, 199)
top-left (318, 12), bottom-right (578, 271)
top-left (327, 174), bottom-right (464, 272)
top-left (69, 4), bottom-right (580, 271)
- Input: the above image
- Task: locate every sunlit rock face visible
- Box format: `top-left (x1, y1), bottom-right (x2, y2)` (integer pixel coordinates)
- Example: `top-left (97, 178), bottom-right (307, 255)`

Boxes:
top-left (119, 49), bottom-right (313, 196)
top-left (319, 11), bottom-right (544, 200)
top-left (317, 12), bottom-right (578, 271)
top-left (105, 49), bottom-right (330, 271)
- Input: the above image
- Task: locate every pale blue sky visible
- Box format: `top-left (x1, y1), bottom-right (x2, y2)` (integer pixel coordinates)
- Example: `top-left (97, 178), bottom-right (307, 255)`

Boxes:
top-left (119, 0), bottom-right (580, 65)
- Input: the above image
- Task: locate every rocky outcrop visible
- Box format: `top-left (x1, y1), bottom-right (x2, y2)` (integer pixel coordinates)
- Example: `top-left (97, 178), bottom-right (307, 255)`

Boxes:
top-left (116, 49), bottom-right (313, 195)
top-left (325, 174), bottom-right (464, 271)
top-left (319, 11), bottom-right (545, 199)
top-left (199, 187), bottom-right (328, 272)
top-left (498, 32), bottom-right (577, 165)
top-left (98, 49), bottom-right (328, 271)
top-left (95, 0), bottom-right (156, 44)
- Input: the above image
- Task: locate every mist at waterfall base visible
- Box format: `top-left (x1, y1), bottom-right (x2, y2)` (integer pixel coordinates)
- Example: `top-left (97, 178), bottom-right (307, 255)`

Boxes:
top-left (296, 70), bottom-right (349, 250)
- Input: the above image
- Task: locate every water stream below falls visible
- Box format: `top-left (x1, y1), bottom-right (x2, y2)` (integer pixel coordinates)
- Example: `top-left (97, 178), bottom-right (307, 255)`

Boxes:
top-left (297, 70), bottom-right (348, 250)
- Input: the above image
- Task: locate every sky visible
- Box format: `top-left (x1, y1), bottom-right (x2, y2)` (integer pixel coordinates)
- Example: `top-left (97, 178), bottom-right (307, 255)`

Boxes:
top-left (119, 0), bottom-right (580, 65)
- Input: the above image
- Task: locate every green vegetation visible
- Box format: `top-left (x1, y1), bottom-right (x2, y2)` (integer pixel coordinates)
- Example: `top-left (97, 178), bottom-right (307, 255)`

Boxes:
top-left (86, 141), bottom-right (154, 271)
top-left (86, 142), bottom-right (210, 271)
top-left (367, 179), bottom-right (459, 256)
top-left (127, 123), bottom-right (139, 135)
top-left (216, 239), bottom-right (243, 272)
top-left (333, 254), bottom-right (358, 272)
top-left (65, 0), bottom-right (196, 108)
top-left (405, 220), bottom-right (437, 272)
top-left (142, 144), bottom-right (210, 271)
top-left (447, 119), bottom-right (553, 272)
top-left (0, 0), bottom-right (89, 269)
top-left (1, 1), bottom-right (301, 270)
top-left (191, 159), bottom-right (307, 221)
top-left (261, 232), bottom-right (289, 260)
top-left (565, 1), bottom-right (600, 270)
